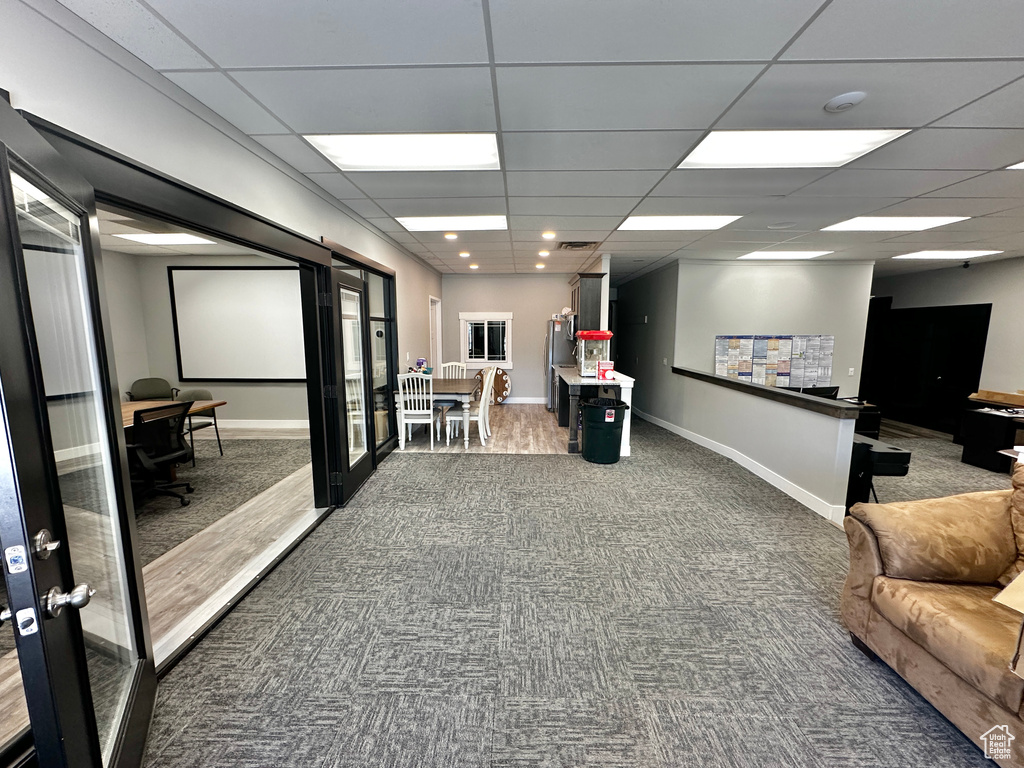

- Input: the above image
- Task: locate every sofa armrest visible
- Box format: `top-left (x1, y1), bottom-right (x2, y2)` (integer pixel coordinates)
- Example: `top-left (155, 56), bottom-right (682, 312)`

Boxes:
top-left (841, 516), bottom-right (884, 637)
top-left (850, 490), bottom-right (1015, 584)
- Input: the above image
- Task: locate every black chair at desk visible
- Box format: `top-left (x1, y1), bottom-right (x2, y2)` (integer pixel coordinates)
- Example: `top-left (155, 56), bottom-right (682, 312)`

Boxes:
top-left (126, 401), bottom-right (195, 508)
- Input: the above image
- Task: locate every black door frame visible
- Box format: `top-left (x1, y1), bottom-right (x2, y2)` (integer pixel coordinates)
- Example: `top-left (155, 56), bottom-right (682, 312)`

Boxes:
top-left (0, 101), bottom-right (154, 768)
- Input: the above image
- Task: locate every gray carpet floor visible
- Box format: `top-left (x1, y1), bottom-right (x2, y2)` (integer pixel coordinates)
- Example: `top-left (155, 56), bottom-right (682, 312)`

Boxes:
top-left (873, 432), bottom-right (1012, 503)
top-left (142, 419), bottom-right (997, 767)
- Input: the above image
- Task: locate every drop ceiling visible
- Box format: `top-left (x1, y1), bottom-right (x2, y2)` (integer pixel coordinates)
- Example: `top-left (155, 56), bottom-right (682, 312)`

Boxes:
top-left (51, 0), bottom-right (1024, 284)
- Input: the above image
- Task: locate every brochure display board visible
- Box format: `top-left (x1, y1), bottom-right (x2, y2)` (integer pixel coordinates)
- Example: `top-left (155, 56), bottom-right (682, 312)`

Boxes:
top-left (714, 334), bottom-right (834, 388)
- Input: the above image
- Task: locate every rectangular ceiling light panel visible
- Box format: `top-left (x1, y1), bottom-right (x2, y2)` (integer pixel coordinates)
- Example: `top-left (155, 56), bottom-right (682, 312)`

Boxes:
top-left (822, 216), bottom-right (970, 231)
top-left (738, 251), bottom-right (832, 260)
top-left (618, 215), bottom-right (741, 231)
top-left (1007, 161), bottom-right (1024, 170)
top-left (396, 215), bottom-right (508, 232)
top-left (114, 233), bottom-right (216, 245)
top-left (679, 130), bottom-right (909, 169)
top-left (305, 133), bottom-right (500, 171)
top-left (893, 250), bottom-right (1001, 260)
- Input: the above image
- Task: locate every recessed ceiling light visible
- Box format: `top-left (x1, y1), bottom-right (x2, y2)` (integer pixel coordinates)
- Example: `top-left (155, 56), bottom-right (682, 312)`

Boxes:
top-left (459, 251), bottom-right (470, 258)
top-left (538, 250), bottom-right (550, 257)
top-left (114, 233), bottom-right (216, 245)
top-left (738, 251), bottom-right (832, 260)
top-left (469, 264), bottom-right (479, 269)
top-left (444, 232), bottom-right (458, 240)
top-left (541, 231), bottom-right (556, 240)
top-left (1007, 160), bottom-right (1024, 170)
top-left (397, 216), bottom-right (507, 232)
top-left (822, 216), bottom-right (969, 231)
top-left (618, 215), bottom-right (741, 231)
top-left (678, 129), bottom-right (908, 169)
top-left (893, 250), bottom-right (1001, 260)
top-left (303, 133), bottom-right (500, 171)
top-left (536, 263), bottom-right (545, 269)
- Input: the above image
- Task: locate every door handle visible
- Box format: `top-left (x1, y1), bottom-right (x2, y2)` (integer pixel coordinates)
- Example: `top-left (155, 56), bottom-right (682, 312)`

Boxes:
top-left (45, 584), bottom-right (95, 618)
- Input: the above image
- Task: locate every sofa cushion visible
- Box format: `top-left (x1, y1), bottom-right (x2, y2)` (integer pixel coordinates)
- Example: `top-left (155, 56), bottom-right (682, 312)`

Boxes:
top-left (872, 577), bottom-right (1024, 713)
top-left (997, 463), bottom-right (1024, 586)
top-left (851, 491), bottom-right (1015, 584)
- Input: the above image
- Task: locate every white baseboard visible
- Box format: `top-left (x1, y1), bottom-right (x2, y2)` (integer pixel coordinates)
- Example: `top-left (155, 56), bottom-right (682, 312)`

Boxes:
top-left (633, 408), bottom-right (846, 525)
top-left (54, 442), bottom-right (100, 464)
top-left (503, 397), bottom-right (547, 404)
top-left (217, 419), bottom-right (310, 429)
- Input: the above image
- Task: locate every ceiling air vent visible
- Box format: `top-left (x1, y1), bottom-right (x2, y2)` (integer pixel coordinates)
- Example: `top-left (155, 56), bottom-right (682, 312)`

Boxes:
top-left (558, 241), bottom-right (599, 251)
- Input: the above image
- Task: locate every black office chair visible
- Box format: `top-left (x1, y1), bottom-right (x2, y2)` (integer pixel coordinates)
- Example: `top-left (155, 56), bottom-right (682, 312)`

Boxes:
top-left (126, 401), bottom-right (195, 507)
top-left (176, 387), bottom-right (223, 466)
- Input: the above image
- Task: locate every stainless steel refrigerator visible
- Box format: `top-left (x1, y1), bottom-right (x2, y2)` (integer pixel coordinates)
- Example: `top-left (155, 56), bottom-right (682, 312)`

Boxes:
top-left (544, 317), bottom-right (577, 411)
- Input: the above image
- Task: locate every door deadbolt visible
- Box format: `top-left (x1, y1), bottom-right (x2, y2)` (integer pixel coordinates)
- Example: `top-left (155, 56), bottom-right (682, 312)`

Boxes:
top-left (32, 529), bottom-right (61, 560)
top-left (45, 584), bottom-right (95, 618)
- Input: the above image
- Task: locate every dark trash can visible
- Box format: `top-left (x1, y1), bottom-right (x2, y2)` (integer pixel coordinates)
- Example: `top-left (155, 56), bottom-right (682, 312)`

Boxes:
top-left (580, 397), bottom-right (629, 464)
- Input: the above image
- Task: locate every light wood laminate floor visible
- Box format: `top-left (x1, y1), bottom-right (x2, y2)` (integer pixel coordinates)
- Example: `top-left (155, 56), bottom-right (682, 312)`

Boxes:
top-left (398, 404), bottom-right (568, 454)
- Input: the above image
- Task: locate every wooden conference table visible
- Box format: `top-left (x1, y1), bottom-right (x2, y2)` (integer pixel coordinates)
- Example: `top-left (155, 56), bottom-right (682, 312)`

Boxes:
top-left (120, 399), bottom-right (227, 429)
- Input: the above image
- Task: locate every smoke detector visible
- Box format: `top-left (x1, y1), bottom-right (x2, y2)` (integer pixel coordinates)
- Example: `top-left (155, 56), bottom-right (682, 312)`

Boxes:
top-left (824, 91), bottom-right (867, 113)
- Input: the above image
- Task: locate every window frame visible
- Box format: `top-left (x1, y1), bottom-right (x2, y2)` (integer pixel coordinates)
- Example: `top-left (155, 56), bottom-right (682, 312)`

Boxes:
top-left (459, 311), bottom-right (513, 369)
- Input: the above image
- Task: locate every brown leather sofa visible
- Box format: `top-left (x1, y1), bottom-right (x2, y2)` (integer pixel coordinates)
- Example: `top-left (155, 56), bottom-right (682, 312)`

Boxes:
top-left (842, 463), bottom-right (1024, 767)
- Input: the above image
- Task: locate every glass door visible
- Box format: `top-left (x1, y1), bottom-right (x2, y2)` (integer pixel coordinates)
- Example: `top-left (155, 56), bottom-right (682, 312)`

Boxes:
top-left (330, 269), bottom-right (373, 502)
top-left (0, 106), bottom-right (154, 767)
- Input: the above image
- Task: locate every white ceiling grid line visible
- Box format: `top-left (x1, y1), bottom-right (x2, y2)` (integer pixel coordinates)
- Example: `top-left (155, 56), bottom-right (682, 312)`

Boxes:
top-left (46, 0), bottom-right (1024, 279)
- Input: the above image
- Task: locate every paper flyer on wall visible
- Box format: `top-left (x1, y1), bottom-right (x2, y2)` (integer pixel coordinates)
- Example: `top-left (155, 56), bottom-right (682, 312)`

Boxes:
top-left (713, 334), bottom-right (834, 390)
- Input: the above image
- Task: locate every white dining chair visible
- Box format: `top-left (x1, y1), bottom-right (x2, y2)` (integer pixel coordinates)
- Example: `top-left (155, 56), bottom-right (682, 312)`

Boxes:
top-left (435, 362), bottom-right (467, 441)
top-left (446, 365), bottom-right (497, 447)
top-left (397, 372), bottom-right (434, 451)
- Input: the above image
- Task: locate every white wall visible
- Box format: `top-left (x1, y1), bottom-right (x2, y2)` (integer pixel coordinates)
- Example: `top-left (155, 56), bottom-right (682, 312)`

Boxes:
top-left (674, 261), bottom-right (875, 398)
top-left (872, 257), bottom-right (1024, 393)
top-left (441, 274), bottom-right (571, 401)
top-left (0, 0), bottom-right (441, 370)
top-left (616, 261), bottom-right (858, 523)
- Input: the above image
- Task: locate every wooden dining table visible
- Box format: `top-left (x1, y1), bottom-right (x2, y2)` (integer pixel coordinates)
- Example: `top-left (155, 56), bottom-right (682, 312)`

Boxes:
top-left (430, 378), bottom-right (480, 449)
top-left (120, 400), bottom-right (227, 429)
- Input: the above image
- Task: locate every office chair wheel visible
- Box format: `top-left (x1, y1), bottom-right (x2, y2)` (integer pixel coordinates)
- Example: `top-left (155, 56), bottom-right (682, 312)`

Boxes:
top-left (185, 484), bottom-right (194, 494)
top-left (180, 497), bottom-right (191, 507)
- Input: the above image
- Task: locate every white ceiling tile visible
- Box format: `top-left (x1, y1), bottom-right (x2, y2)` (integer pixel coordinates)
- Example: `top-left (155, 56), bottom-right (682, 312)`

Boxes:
top-left (988, 205), bottom-right (1024, 218)
top-left (509, 215), bottom-right (625, 231)
top-left (632, 197), bottom-right (771, 215)
top-left (233, 68), bottom-right (496, 133)
top-left (365, 218), bottom-right (405, 233)
top-left (936, 78), bottom-right (1024, 128)
top-left (791, 170), bottom-right (982, 198)
top-left (146, 0), bottom-right (488, 67)
top-left (496, 64), bottom-right (762, 130)
top-left (501, 131), bottom-right (702, 171)
top-left (337, 198), bottom-right (389, 218)
top-left (346, 171), bottom-right (505, 199)
top-left (718, 62), bottom-right (1024, 129)
top-left (376, 197), bottom-right (507, 216)
top-left (511, 230), bottom-right (615, 243)
top-left (303, 172), bottom-right (366, 198)
top-left (847, 129), bottom-right (1024, 171)
top-left (508, 197), bottom-right (639, 216)
top-left (415, 231), bottom-right (512, 245)
top-left (880, 231), bottom-right (987, 244)
top-left (505, 171), bottom-right (663, 197)
top-left (164, 72), bottom-right (286, 132)
top-left (251, 135), bottom-right (336, 173)
top-left (782, 0), bottom-right (1024, 61)
top-left (594, 240), bottom-right (697, 251)
top-left (56, 0), bottom-right (212, 69)
top-left (489, 0), bottom-right (823, 62)
top-left (870, 197), bottom-right (1020, 217)
top-left (924, 171), bottom-right (1024, 198)
top-left (602, 232), bottom-right (704, 245)
top-left (650, 169), bottom-right (830, 197)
